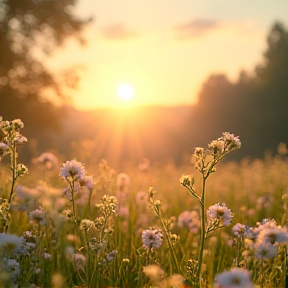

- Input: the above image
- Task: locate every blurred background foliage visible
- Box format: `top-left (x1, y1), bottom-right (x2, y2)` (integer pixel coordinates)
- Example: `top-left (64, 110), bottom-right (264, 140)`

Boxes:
top-left (0, 0), bottom-right (288, 168)
top-left (0, 0), bottom-right (90, 146)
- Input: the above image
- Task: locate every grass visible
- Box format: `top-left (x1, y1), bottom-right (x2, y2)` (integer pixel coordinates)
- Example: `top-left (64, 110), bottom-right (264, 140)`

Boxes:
top-left (0, 118), bottom-right (288, 287)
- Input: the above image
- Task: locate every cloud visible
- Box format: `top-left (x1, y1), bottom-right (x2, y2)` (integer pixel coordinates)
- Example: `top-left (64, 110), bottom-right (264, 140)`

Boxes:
top-left (102, 23), bottom-right (137, 40)
top-left (174, 19), bottom-right (219, 39)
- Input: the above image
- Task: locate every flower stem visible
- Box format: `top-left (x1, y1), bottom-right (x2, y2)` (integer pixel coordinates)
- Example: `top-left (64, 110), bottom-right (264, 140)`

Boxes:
top-left (8, 142), bottom-right (17, 205)
top-left (196, 177), bottom-right (206, 280)
top-left (156, 206), bottom-right (181, 274)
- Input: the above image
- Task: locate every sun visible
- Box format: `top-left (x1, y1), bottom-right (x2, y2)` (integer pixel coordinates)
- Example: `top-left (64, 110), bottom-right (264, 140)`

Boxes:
top-left (116, 83), bottom-right (135, 102)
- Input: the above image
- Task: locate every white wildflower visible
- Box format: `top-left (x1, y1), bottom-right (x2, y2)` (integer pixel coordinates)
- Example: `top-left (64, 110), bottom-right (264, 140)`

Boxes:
top-left (37, 152), bottom-right (58, 169)
top-left (178, 211), bottom-right (200, 233)
top-left (142, 229), bottom-right (163, 249)
top-left (29, 209), bottom-right (46, 226)
top-left (79, 175), bottom-right (94, 189)
top-left (254, 243), bottom-right (278, 260)
top-left (59, 159), bottom-right (86, 181)
top-left (207, 203), bottom-right (233, 226)
top-left (0, 233), bottom-right (23, 252)
top-left (214, 267), bottom-right (253, 288)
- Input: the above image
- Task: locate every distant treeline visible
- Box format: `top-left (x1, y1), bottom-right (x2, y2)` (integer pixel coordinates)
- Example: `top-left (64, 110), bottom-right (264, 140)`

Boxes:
top-left (186, 22), bottom-right (288, 161)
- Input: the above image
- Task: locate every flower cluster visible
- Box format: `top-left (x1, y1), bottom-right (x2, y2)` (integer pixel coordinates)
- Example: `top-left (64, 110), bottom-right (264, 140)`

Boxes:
top-left (95, 195), bottom-right (117, 218)
top-left (208, 132), bottom-right (241, 159)
top-left (142, 228), bottom-right (163, 249)
top-left (37, 152), bottom-right (58, 170)
top-left (0, 118), bottom-right (27, 151)
top-left (29, 209), bottom-right (46, 226)
top-left (207, 203), bottom-right (234, 227)
top-left (59, 159), bottom-right (94, 206)
top-left (0, 117), bottom-right (28, 176)
top-left (192, 132), bottom-right (241, 177)
top-left (60, 159), bottom-right (86, 181)
top-left (178, 210), bottom-right (200, 233)
top-left (214, 267), bottom-right (253, 288)
top-left (241, 219), bottom-right (288, 261)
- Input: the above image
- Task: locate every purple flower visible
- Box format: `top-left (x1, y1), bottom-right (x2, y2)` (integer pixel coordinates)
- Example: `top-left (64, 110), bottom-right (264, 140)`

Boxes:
top-left (142, 229), bottom-right (163, 249)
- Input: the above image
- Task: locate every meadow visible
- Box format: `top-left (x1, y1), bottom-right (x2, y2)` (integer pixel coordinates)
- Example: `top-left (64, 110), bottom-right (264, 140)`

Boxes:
top-left (0, 117), bottom-right (288, 288)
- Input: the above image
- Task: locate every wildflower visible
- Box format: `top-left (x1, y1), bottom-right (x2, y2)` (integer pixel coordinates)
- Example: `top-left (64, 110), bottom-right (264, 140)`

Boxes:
top-left (107, 250), bottom-right (117, 261)
top-left (79, 219), bottom-right (95, 231)
top-left (43, 253), bottom-right (52, 260)
top-left (214, 267), bottom-right (253, 288)
top-left (16, 163), bottom-right (28, 178)
top-left (11, 119), bottom-right (24, 130)
top-left (79, 175), bottom-right (94, 189)
top-left (29, 209), bottom-right (46, 226)
top-left (35, 267), bottom-right (41, 274)
top-left (257, 228), bottom-right (288, 245)
top-left (178, 211), bottom-right (200, 233)
top-left (193, 147), bottom-right (205, 159)
top-left (59, 159), bottom-right (86, 181)
top-left (37, 152), bottom-right (58, 169)
top-left (0, 142), bottom-right (9, 155)
top-left (254, 243), bottom-right (278, 260)
top-left (96, 195), bottom-right (118, 215)
top-left (116, 173), bottom-right (130, 190)
top-left (209, 139), bottom-right (225, 157)
top-left (15, 133), bottom-right (27, 144)
top-left (70, 253), bottom-right (86, 270)
top-left (207, 203), bottom-right (233, 226)
top-left (123, 258), bottom-right (130, 263)
top-left (222, 132), bottom-right (241, 150)
top-left (143, 265), bottom-right (166, 286)
top-left (89, 238), bottom-right (107, 253)
top-left (142, 229), bottom-right (163, 249)
top-left (232, 223), bottom-right (246, 238)
top-left (243, 226), bottom-right (257, 240)
top-left (63, 187), bottom-right (76, 202)
top-left (118, 206), bottom-right (129, 218)
top-left (166, 274), bottom-right (185, 287)
top-left (6, 259), bottom-right (20, 281)
top-left (0, 233), bottom-right (23, 252)
top-left (180, 175), bottom-right (194, 189)
top-left (256, 194), bottom-right (273, 210)
top-left (23, 231), bottom-right (37, 243)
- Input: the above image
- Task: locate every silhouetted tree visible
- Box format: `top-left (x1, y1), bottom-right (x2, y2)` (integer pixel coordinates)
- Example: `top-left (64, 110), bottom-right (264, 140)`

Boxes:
top-left (187, 22), bottom-right (288, 160)
top-left (0, 0), bottom-right (90, 132)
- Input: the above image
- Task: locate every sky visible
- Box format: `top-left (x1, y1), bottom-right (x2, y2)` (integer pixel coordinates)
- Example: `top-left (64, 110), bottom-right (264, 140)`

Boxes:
top-left (45, 0), bottom-right (288, 111)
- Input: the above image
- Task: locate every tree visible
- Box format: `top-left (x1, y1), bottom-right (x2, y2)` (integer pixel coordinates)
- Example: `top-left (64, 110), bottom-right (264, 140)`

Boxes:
top-left (187, 22), bottom-right (288, 160)
top-left (0, 0), bottom-right (91, 132)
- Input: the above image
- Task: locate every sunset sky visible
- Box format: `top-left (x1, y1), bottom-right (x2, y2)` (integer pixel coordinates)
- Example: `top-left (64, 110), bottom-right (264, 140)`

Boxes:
top-left (45, 0), bottom-right (288, 111)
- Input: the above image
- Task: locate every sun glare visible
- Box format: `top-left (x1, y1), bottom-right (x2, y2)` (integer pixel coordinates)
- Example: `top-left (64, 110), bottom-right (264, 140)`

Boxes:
top-left (116, 83), bottom-right (135, 102)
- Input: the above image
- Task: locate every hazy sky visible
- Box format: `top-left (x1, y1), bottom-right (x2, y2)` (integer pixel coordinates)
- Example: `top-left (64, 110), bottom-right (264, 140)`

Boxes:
top-left (45, 0), bottom-right (288, 110)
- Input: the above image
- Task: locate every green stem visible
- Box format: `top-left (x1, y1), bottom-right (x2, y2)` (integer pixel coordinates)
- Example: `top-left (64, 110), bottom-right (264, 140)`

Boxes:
top-left (88, 188), bottom-right (93, 218)
top-left (8, 142), bottom-right (17, 204)
top-left (196, 177), bottom-right (206, 280)
top-left (4, 142), bottom-right (17, 233)
top-left (69, 180), bottom-right (77, 223)
top-left (157, 207), bottom-right (181, 274)
top-left (85, 230), bottom-right (91, 285)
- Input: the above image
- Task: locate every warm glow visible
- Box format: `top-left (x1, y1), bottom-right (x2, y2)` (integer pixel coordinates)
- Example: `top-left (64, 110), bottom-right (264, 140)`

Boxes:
top-left (116, 83), bottom-right (135, 101)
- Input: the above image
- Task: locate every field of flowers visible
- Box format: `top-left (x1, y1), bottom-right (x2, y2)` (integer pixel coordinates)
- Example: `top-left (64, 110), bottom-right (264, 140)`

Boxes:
top-left (1, 116), bottom-right (288, 288)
